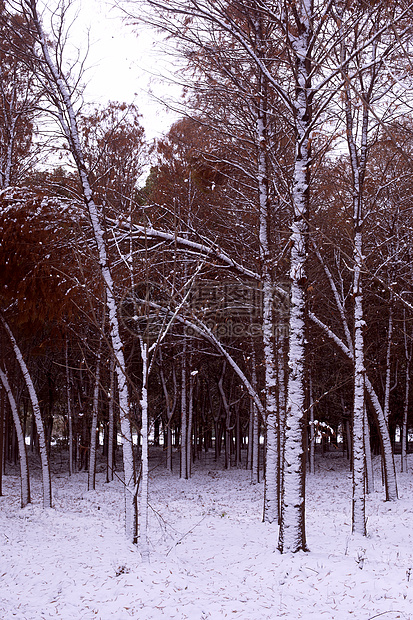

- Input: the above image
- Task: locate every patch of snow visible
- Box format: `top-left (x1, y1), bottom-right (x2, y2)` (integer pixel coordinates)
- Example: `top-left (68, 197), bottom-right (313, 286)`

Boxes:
top-left (1, 450), bottom-right (413, 619)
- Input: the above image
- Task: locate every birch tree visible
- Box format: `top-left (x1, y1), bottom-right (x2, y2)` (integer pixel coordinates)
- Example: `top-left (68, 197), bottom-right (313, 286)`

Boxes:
top-left (120, 0), bottom-right (333, 552)
top-left (336, 0), bottom-right (413, 529)
top-left (401, 312), bottom-right (412, 473)
top-left (88, 337), bottom-right (102, 492)
top-left (5, 0), bottom-right (138, 542)
top-left (0, 366), bottom-right (31, 507)
top-left (0, 314), bottom-right (51, 508)
top-left (310, 241), bottom-right (398, 504)
top-left (107, 355), bottom-right (116, 482)
top-left (138, 338), bottom-right (150, 562)
top-left (180, 338), bottom-right (188, 478)
top-left (124, 0), bottom-right (413, 549)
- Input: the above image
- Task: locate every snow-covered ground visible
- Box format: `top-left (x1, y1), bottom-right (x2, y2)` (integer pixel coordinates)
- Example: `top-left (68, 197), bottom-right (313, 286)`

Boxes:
top-left (1, 449), bottom-right (413, 619)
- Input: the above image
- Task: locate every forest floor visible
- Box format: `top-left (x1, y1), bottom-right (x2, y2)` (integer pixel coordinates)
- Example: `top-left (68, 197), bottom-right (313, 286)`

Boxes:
top-left (1, 447), bottom-right (413, 620)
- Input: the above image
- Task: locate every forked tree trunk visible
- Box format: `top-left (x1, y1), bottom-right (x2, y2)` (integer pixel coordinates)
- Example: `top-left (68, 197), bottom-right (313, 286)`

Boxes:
top-left (1, 316), bottom-right (51, 508)
top-left (312, 249), bottom-right (397, 500)
top-left (0, 368), bottom-right (30, 507)
top-left (310, 311), bottom-right (398, 502)
top-left (365, 378), bottom-right (398, 502)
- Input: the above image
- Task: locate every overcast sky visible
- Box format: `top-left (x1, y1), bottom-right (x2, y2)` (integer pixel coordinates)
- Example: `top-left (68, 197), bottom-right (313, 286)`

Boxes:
top-left (65, 0), bottom-right (181, 140)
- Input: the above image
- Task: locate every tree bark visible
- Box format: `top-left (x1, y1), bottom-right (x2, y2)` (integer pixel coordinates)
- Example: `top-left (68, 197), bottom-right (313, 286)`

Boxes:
top-left (88, 346), bottom-right (101, 491)
top-left (107, 355), bottom-right (115, 482)
top-left (383, 298), bottom-right (394, 423)
top-left (139, 339), bottom-right (149, 562)
top-left (401, 316), bottom-right (411, 473)
top-left (24, 2), bottom-right (137, 541)
top-left (180, 340), bottom-right (188, 479)
top-left (352, 230), bottom-right (366, 535)
top-left (278, 1), bottom-right (312, 552)
top-left (1, 315), bottom-right (51, 508)
top-left (0, 367), bottom-right (30, 507)
top-left (186, 368), bottom-right (194, 478)
top-left (308, 374), bottom-right (315, 475)
top-left (364, 408), bottom-right (374, 494)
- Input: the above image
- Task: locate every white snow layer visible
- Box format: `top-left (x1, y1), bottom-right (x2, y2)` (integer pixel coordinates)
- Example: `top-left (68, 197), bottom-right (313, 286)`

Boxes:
top-left (1, 450), bottom-right (413, 619)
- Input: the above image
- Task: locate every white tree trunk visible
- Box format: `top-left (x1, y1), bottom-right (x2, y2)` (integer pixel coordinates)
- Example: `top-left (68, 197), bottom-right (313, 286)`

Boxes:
top-left (308, 374), bottom-right (315, 475)
top-left (342, 31), bottom-right (367, 534)
top-left (186, 370), bottom-right (194, 478)
top-left (352, 232), bottom-right (366, 535)
top-left (250, 351), bottom-right (259, 484)
top-left (256, 81), bottom-right (279, 522)
top-left (280, 275), bottom-right (307, 552)
top-left (312, 250), bottom-right (398, 501)
top-left (250, 400), bottom-right (259, 484)
top-left (278, 1), bottom-right (312, 554)
top-left (139, 340), bottom-right (150, 562)
top-left (27, 3), bottom-right (137, 541)
top-left (278, 143), bottom-right (308, 547)
top-left (0, 368), bottom-right (30, 507)
top-left (401, 369), bottom-right (410, 474)
top-left (247, 399), bottom-right (253, 471)
top-left (264, 405), bottom-right (278, 520)
top-left (346, 420), bottom-right (352, 463)
top-left (401, 317), bottom-right (411, 473)
top-left (364, 406), bottom-right (374, 494)
top-left (383, 299), bottom-right (394, 423)
top-left (180, 341), bottom-right (188, 479)
top-left (278, 330), bottom-right (287, 521)
top-left (107, 355), bottom-right (115, 482)
top-left (1, 316), bottom-right (51, 508)
top-left (309, 311), bottom-right (398, 502)
top-left (365, 378), bottom-right (397, 501)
